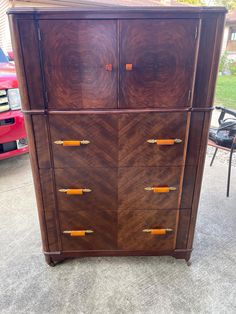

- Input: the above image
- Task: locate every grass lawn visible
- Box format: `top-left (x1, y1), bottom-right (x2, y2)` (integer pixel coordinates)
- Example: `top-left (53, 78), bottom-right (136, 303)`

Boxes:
top-left (214, 75), bottom-right (236, 110)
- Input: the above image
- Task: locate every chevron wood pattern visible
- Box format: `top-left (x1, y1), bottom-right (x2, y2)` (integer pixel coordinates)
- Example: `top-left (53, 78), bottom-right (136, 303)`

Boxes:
top-left (49, 112), bottom-right (188, 168)
top-left (10, 7), bottom-right (225, 264)
top-left (120, 19), bottom-right (198, 108)
top-left (60, 210), bottom-right (117, 251)
top-left (49, 114), bottom-right (118, 168)
top-left (118, 210), bottom-right (177, 250)
top-left (55, 167), bottom-right (117, 211)
top-left (118, 112), bottom-right (189, 166)
top-left (118, 167), bottom-right (182, 210)
top-left (40, 20), bottom-right (118, 109)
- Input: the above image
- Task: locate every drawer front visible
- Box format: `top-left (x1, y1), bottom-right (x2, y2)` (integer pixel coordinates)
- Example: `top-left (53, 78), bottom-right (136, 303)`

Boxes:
top-left (55, 168), bottom-right (117, 211)
top-left (50, 114), bottom-right (118, 168)
top-left (118, 167), bottom-right (182, 210)
top-left (49, 112), bottom-right (188, 168)
top-left (60, 210), bottom-right (117, 251)
top-left (119, 112), bottom-right (189, 166)
top-left (118, 210), bottom-right (177, 250)
top-left (120, 19), bottom-right (199, 108)
top-left (39, 20), bottom-right (118, 109)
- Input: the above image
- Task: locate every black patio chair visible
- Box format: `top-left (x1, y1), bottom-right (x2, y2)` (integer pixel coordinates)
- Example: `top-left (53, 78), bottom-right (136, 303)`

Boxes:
top-left (208, 106), bottom-right (236, 197)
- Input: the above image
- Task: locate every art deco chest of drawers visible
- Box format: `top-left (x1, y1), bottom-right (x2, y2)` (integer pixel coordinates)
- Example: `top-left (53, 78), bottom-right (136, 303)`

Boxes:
top-left (8, 6), bottom-right (226, 266)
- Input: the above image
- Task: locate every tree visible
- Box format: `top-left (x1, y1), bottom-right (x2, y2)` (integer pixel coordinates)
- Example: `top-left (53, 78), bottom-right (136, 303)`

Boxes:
top-left (177, 0), bottom-right (236, 10)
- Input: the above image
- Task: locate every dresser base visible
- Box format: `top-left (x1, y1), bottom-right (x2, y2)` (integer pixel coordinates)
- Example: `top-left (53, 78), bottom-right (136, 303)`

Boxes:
top-left (44, 249), bottom-right (192, 266)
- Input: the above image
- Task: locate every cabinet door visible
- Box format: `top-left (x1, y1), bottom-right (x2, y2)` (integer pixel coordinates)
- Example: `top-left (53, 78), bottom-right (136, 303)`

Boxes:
top-left (120, 19), bottom-right (199, 108)
top-left (39, 20), bottom-right (118, 109)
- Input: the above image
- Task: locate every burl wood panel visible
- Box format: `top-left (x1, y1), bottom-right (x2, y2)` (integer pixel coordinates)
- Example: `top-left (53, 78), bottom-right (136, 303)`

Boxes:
top-left (55, 168), bottom-right (117, 211)
top-left (119, 112), bottom-right (189, 166)
top-left (49, 114), bottom-right (118, 168)
top-left (39, 20), bottom-right (118, 109)
top-left (60, 210), bottom-right (117, 251)
top-left (120, 19), bottom-right (199, 108)
top-left (18, 20), bottom-right (44, 109)
top-left (118, 210), bottom-right (177, 250)
top-left (118, 167), bottom-right (182, 210)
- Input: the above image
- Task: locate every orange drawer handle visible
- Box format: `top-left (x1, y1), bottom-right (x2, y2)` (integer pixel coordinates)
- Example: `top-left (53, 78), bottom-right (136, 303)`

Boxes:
top-left (54, 140), bottom-right (90, 146)
top-left (105, 64), bottom-right (112, 71)
top-left (63, 230), bottom-right (94, 237)
top-left (59, 188), bottom-right (92, 195)
top-left (145, 187), bottom-right (176, 193)
top-left (125, 63), bottom-right (133, 71)
top-left (143, 229), bottom-right (173, 235)
top-left (147, 139), bottom-right (182, 145)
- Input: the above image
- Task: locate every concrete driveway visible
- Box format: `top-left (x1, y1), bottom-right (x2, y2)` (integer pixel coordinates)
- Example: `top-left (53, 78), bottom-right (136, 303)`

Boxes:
top-left (0, 147), bottom-right (235, 313)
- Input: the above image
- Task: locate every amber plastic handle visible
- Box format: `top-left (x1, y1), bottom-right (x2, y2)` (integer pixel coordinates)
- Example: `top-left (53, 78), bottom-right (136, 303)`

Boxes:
top-left (54, 140), bottom-right (90, 146)
top-left (144, 187), bottom-right (176, 193)
top-left (63, 230), bottom-right (94, 237)
top-left (125, 63), bottom-right (133, 71)
top-left (105, 64), bottom-right (113, 71)
top-left (143, 228), bottom-right (173, 235)
top-left (59, 188), bottom-right (92, 195)
top-left (147, 139), bottom-right (182, 145)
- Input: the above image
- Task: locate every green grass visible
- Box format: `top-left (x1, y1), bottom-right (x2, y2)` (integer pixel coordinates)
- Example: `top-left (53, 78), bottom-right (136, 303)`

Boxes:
top-left (215, 75), bottom-right (236, 110)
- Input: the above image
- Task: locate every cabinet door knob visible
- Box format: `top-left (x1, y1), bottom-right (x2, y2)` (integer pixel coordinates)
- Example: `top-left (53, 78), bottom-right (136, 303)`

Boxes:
top-left (143, 229), bottom-right (173, 235)
top-left (125, 63), bottom-right (133, 71)
top-left (105, 64), bottom-right (113, 71)
top-left (63, 230), bottom-right (94, 237)
top-left (144, 187), bottom-right (176, 193)
top-left (54, 140), bottom-right (90, 146)
top-left (147, 139), bottom-right (182, 145)
top-left (59, 188), bottom-right (92, 195)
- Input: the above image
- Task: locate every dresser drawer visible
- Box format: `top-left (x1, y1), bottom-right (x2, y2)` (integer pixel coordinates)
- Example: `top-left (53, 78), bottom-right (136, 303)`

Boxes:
top-left (118, 210), bottom-right (177, 251)
top-left (119, 112), bottom-right (189, 166)
top-left (55, 168), bottom-right (117, 211)
top-left (118, 167), bottom-right (182, 210)
top-left (49, 114), bottom-right (118, 168)
top-left (60, 210), bottom-right (117, 251)
top-left (49, 112), bottom-right (189, 169)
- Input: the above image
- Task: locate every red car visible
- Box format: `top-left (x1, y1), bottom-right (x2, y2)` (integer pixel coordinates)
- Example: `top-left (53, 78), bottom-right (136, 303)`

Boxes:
top-left (0, 48), bottom-right (28, 160)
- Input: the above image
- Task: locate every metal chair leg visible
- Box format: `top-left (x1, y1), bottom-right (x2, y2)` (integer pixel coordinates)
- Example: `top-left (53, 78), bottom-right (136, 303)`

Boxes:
top-left (210, 147), bottom-right (218, 166)
top-left (227, 144), bottom-right (235, 197)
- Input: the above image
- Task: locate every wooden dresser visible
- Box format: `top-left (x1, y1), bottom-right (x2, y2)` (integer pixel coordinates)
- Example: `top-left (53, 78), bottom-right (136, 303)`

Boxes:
top-left (8, 6), bottom-right (226, 266)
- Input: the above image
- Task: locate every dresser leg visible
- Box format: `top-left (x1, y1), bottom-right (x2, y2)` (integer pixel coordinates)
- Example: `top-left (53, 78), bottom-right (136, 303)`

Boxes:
top-left (45, 255), bottom-right (56, 267)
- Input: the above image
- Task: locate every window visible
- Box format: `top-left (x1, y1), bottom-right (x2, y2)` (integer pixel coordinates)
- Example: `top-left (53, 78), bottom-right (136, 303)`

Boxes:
top-left (231, 32), bottom-right (236, 41)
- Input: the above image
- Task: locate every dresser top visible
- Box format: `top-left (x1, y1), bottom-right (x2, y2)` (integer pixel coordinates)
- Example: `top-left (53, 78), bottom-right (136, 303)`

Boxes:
top-left (8, 6), bottom-right (227, 16)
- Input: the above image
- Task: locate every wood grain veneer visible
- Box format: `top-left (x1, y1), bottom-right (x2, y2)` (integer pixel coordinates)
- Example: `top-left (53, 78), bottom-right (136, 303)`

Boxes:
top-left (8, 6), bottom-right (226, 266)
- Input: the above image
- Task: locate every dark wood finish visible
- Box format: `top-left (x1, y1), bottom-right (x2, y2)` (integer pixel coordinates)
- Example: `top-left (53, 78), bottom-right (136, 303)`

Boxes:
top-left (49, 114), bottom-right (118, 168)
top-left (8, 7), bottom-right (226, 265)
top-left (18, 20), bottom-right (45, 109)
top-left (120, 19), bottom-right (199, 108)
top-left (60, 210), bottom-right (117, 251)
top-left (118, 167), bottom-right (182, 210)
top-left (118, 210), bottom-right (177, 250)
top-left (55, 167), bottom-right (117, 211)
top-left (32, 115), bottom-right (51, 168)
top-left (40, 20), bottom-right (118, 109)
top-left (118, 112), bottom-right (189, 166)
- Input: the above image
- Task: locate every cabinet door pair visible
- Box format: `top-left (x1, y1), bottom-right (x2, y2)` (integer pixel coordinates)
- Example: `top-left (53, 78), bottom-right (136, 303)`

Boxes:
top-left (39, 19), bottom-right (199, 109)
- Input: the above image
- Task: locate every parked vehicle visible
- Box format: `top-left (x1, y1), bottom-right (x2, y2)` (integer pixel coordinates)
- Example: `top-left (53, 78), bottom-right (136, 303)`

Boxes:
top-left (0, 48), bottom-right (28, 160)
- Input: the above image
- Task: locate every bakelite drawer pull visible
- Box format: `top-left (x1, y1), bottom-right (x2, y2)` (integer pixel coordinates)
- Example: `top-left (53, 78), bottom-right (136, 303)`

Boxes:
top-left (125, 63), bottom-right (133, 71)
top-left (143, 228), bottom-right (173, 235)
top-left (147, 139), bottom-right (182, 145)
top-left (105, 64), bottom-right (113, 71)
top-left (59, 188), bottom-right (92, 195)
top-left (63, 230), bottom-right (94, 237)
top-left (54, 140), bottom-right (90, 146)
top-left (145, 187), bottom-right (176, 193)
